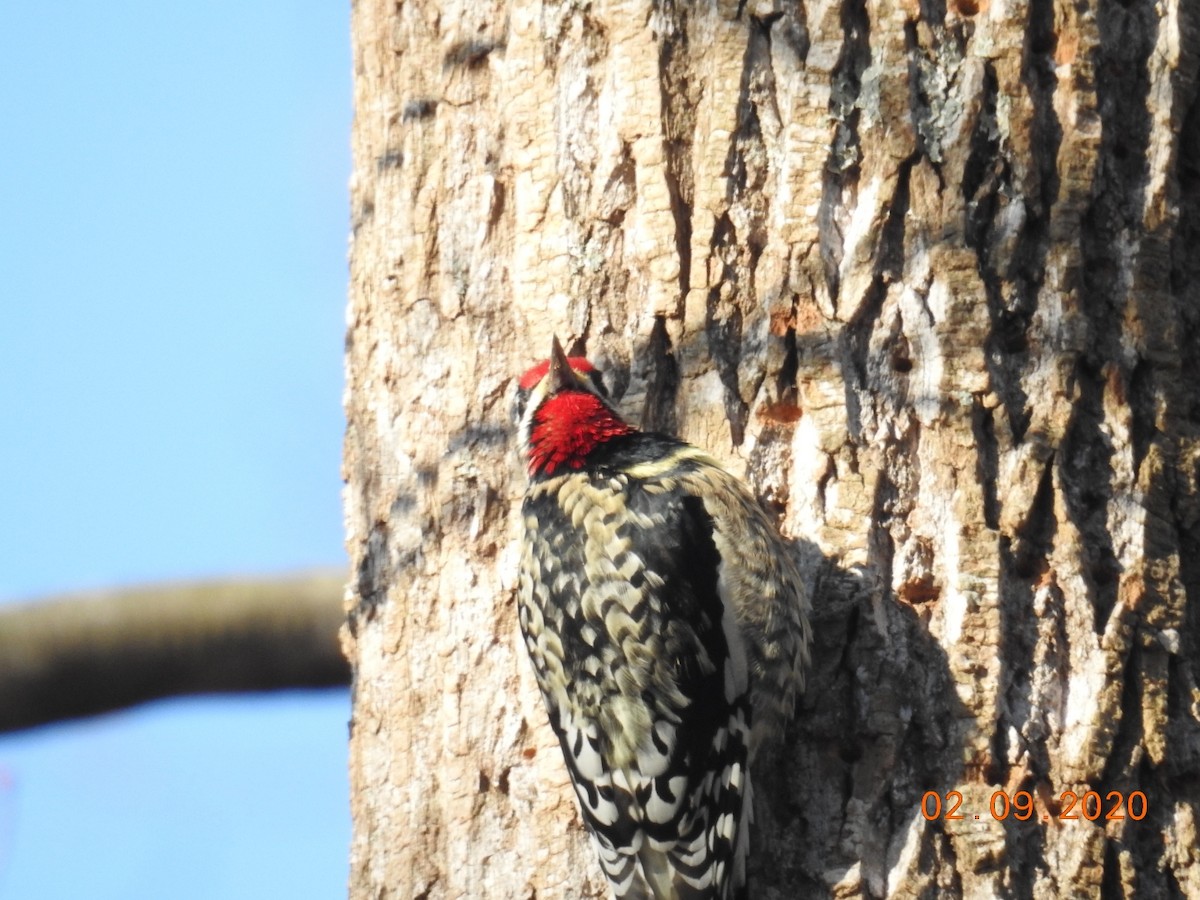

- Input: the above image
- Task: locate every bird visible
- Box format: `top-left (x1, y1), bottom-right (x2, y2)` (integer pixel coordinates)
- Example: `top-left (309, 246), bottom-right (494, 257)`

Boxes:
top-left (513, 335), bottom-right (810, 899)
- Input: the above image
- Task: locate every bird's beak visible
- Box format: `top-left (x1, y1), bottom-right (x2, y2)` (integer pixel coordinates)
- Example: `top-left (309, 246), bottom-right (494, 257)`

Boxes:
top-left (547, 335), bottom-right (573, 392)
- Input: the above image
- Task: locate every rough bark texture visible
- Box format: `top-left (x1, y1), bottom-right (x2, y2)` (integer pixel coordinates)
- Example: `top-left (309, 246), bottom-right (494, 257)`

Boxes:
top-left (344, 0), bottom-right (1200, 897)
top-left (0, 572), bottom-right (348, 732)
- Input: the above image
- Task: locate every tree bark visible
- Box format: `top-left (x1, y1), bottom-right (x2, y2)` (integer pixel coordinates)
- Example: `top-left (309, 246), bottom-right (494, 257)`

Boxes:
top-left (0, 572), bottom-right (348, 732)
top-left (344, 0), bottom-right (1200, 897)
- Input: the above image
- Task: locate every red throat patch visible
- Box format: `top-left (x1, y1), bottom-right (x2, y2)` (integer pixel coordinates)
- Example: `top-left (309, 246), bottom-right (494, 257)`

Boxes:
top-left (528, 391), bottom-right (633, 475)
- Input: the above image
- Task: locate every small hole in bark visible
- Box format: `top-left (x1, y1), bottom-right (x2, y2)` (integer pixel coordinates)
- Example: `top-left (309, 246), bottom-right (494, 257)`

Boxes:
top-left (443, 39), bottom-right (501, 69)
top-left (757, 400), bottom-right (804, 424)
top-left (900, 577), bottom-right (940, 605)
top-left (401, 99), bottom-right (438, 122)
top-left (893, 356), bottom-right (914, 374)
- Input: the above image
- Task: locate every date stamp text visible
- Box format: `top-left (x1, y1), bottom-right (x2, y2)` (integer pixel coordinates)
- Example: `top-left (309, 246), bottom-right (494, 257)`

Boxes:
top-left (921, 790), bottom-right (1148, 823)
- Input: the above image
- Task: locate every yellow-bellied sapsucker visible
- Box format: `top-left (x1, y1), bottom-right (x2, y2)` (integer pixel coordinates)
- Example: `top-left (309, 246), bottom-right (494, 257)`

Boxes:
top-left (513, 337), bottom-right (811, 900)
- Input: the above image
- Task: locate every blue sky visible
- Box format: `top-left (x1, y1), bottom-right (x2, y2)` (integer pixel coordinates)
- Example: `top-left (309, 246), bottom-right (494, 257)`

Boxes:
top-left (1, 3), bottom-right (352, 897)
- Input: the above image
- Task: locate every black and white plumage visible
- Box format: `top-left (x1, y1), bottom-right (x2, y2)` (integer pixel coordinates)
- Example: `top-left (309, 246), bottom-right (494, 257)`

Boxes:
top-left (514, 337), bottom-right (810, 900)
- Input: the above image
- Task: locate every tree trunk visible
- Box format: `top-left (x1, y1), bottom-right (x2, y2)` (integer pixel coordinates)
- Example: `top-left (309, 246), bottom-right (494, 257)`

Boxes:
top-left (343, 0), bottom-right (1200, 897)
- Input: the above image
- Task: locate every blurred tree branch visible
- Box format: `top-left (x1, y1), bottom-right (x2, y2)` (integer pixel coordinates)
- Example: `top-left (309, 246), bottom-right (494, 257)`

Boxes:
top-left (0, 570), bottom-right (349, 733)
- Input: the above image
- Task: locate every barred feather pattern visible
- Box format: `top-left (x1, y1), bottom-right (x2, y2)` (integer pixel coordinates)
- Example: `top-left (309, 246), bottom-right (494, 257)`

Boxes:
top-left (518, 442), bottom-right (810, 899)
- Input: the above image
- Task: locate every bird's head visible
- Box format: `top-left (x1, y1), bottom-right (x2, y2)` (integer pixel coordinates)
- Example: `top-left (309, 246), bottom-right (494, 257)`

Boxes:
top-left (514, 336), bottom-right (633, 478)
